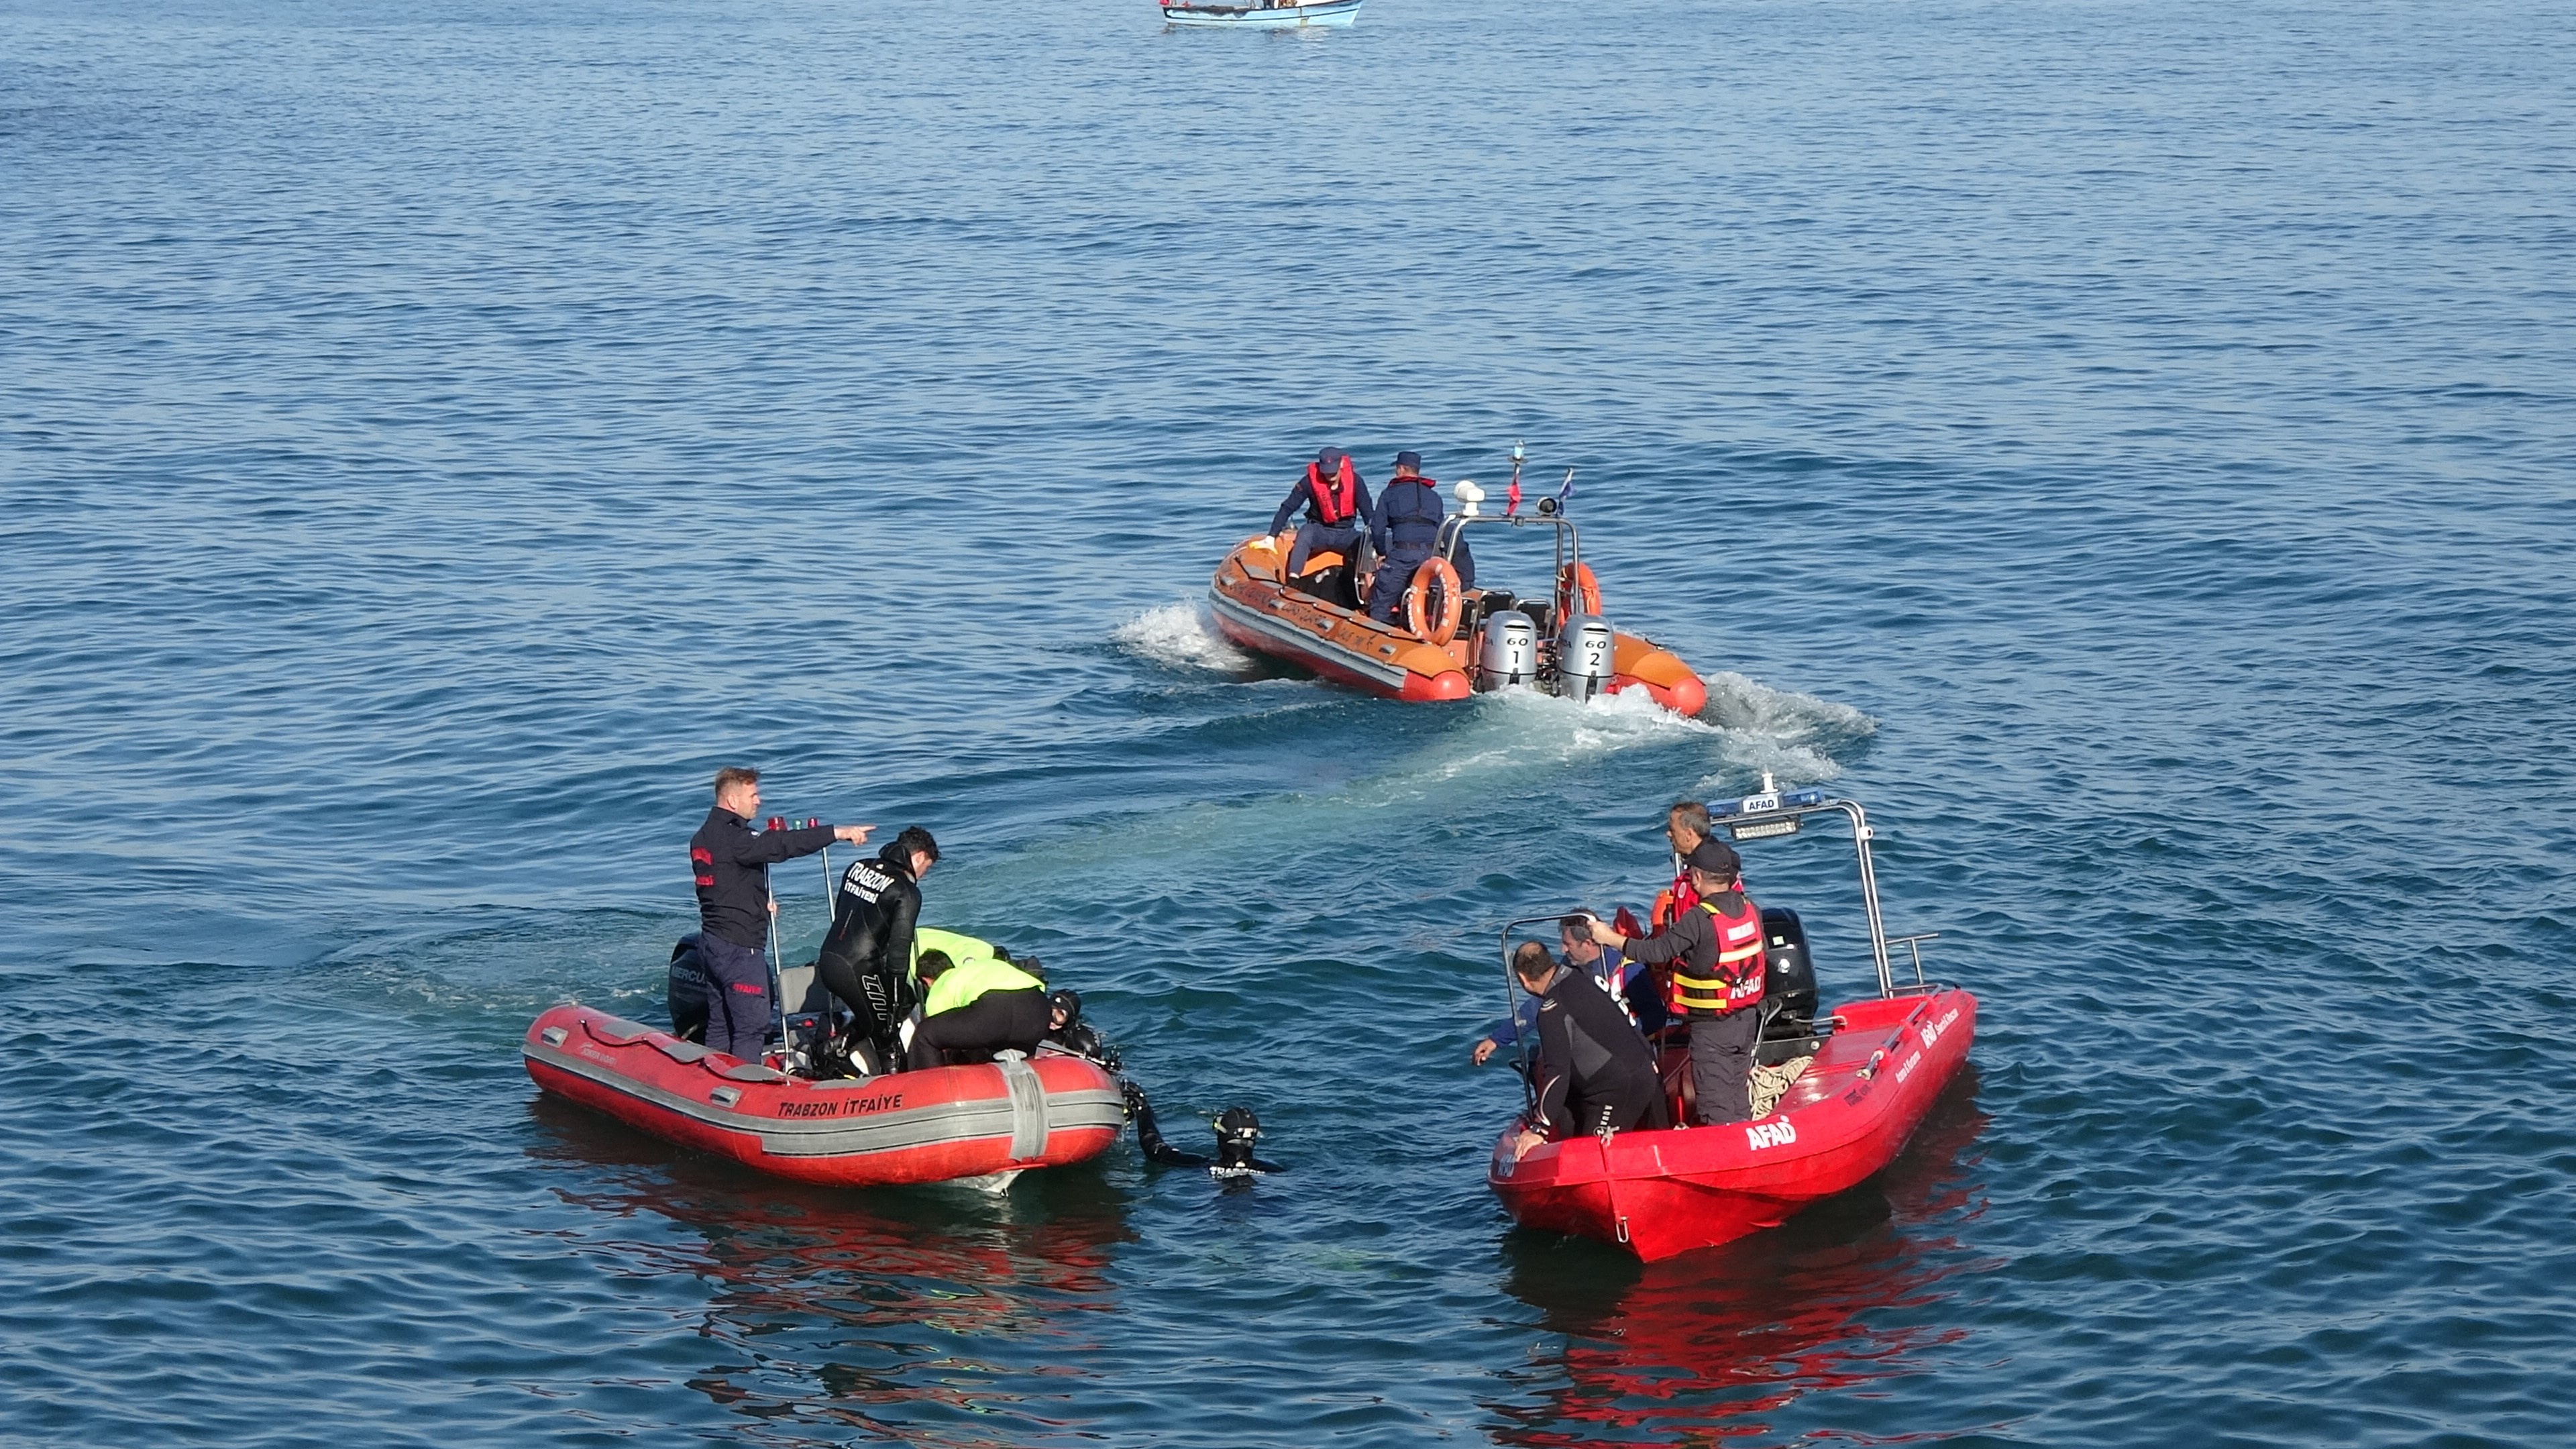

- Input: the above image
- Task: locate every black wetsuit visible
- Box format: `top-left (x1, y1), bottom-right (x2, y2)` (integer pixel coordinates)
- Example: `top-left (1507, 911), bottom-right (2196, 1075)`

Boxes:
top-left (815, 847), bottom-right (921, 1065)
top-left (1529, 968), bottom-right (1668, 1139)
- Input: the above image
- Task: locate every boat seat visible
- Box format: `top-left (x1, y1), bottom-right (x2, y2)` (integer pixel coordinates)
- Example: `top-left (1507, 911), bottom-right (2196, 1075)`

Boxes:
top-left (584, 1015), bottom-right (657, 1047)
top-left (653, 1037), bottom-right (713, 1063)
top-left (712, 1060), bottom-right (790, 1083)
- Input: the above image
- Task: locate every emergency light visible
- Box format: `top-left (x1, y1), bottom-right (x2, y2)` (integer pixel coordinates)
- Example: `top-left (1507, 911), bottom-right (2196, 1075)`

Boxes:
top-left (1729, 816), bottom-right (1803, 842)
top-left (1709, 786), bottom-right (1829, 820)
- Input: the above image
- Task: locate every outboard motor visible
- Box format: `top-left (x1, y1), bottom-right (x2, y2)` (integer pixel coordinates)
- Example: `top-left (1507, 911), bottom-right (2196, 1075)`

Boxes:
top-left (667, 934), bottom-right (710, 1044)
top-left (1556, 615), bottom-right (1615, 701)
top-left (1476, 609), bottom-right (1539, 691)
top-left (1758, 906), bottom-right (1821, 1040)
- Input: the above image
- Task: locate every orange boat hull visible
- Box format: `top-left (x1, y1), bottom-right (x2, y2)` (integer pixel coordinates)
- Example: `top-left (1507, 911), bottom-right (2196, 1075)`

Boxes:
top-left (1208, 535), bottom-right (1703, 711)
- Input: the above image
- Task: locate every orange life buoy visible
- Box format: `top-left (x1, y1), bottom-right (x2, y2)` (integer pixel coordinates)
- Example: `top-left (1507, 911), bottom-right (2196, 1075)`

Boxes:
top-left (1404, 556), bottom-right (1463, 645)
top-left (1555, 561), bottom-right (1601, 623)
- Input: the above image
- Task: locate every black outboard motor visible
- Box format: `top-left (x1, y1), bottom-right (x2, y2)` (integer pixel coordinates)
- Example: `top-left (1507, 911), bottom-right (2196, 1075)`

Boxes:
top-left (667, 934), bottom-right (710, 1044)
top-left (1758, 906), bottom-right (1820, 1040)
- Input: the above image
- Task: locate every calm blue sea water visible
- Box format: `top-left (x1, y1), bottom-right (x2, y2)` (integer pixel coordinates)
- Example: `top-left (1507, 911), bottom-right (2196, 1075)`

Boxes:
top-left (5, 0), bottom-right (2573, 1443)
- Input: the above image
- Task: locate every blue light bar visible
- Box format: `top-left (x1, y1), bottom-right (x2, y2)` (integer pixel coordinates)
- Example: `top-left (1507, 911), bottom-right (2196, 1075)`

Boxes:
top-left (1710, 786), bottom-right (1829, 820)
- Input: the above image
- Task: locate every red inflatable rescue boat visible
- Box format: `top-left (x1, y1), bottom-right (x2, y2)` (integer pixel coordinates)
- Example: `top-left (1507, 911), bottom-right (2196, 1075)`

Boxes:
top-left (1487, 785), bottom-right (1979, 1260)
top-left (523, 1004), bottom-right (1126, 1187)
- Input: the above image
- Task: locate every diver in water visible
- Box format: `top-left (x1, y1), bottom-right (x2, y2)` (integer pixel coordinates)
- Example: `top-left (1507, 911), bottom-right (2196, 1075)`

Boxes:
top-left (1122, 1082), bottom-right (1283, 1179)
top-left (1042, 988), bottom-right (1111, 1062)
top-left (814, 825), bottom-right (938, 1075)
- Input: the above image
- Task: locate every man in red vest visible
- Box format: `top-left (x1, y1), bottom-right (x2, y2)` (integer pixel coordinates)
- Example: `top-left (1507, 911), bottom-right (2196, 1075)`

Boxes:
top-left (1269, 445), bottom-right (1377, 579)
top-left (1591, 839), bottom-right (1766, 1124)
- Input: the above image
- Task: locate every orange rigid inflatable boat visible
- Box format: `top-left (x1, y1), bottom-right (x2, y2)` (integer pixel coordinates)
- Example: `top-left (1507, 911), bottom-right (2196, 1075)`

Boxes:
top-left (1207, 473), bottom-right (1707, 712)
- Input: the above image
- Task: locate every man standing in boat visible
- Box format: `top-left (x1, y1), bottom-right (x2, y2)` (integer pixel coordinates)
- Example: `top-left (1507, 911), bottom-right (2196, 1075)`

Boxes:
top-left (688, 768), bottom-right (873, 1061)
top-left (1591, 839), bottom-right (1766, 1124)
top-left (1650, 801), bottom-right (1713, 931)
top-left (1366, 450), bottom-right (1446, 625)
top-left (1505, 941), bottom-right (1667, 1158)
top-left (1269, 445), bottom-right (1377, 578)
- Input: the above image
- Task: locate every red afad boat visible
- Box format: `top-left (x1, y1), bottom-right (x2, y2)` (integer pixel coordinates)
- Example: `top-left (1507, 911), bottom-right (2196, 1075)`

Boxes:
top-left (1208, 453), bottom-right (1706, 712)
top-left (1487, 786), bottom-right (1978, 1261)
top-left (523, 1004), bottom-right (1125, 1188)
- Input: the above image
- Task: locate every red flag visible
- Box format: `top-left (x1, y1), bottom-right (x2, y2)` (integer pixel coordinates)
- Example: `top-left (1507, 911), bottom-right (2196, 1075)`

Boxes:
top-left (1505, 481), bottom-right (1522, 516)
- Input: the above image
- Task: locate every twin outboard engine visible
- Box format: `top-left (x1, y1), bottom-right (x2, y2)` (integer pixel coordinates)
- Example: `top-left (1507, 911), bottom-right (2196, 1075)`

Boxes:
top-left (1556, 615), bottom-right (1615, 701)
top-left (1476, 609), bottom-right (1539, 691)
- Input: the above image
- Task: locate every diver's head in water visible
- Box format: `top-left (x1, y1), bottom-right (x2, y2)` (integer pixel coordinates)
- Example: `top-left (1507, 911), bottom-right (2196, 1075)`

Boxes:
top-left (1049, 989), bottom-right (1082, 1032)
top-left (1214, 1106), bottom-right (1262, 1172)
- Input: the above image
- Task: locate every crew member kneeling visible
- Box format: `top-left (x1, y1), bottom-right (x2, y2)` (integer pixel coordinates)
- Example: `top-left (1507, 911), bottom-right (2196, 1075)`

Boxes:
top-left (1591, 838), bottom-right (1765, 1124)
top-left (908, 945), bottom-right (1051, 1071)
top-left (1506, 941), bottom-right (1668, 1159)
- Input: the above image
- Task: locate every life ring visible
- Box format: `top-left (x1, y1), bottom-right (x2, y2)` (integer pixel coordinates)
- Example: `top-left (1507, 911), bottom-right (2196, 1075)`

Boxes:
top-left (1404, 557), bottom-right (1464, 645)
top-left (1555, 561), bottom-right (1601, 623)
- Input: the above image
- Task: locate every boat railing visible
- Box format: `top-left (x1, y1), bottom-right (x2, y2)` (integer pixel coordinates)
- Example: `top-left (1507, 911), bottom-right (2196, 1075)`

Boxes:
top-left (1884, 931), bottom-right (1940, 988)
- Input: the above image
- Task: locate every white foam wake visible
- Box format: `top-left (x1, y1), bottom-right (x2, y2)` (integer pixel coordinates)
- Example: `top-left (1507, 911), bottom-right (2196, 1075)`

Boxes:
top-left (1114, 602), bottom-right (1255, 674)
top-left (1690, 670), bottom-right (1877, 790)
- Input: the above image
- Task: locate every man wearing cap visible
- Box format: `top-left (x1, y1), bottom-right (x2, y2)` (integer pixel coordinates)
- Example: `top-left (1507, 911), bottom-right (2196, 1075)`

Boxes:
top-left (1590, 838), bottom-right (1768, 1124)
top-left (688, 767), bottom-right (874, 1062)
top-left (1366, 449), bottom-right (1450, 625)
top-left (1269, 446), bottom-right (1377, 580)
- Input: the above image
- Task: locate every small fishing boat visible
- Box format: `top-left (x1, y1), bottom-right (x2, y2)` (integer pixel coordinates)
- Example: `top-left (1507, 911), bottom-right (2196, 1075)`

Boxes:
top-left (523, 1004), bottom-right (1126, 1189)
top-left (1161, 0), bottom-right (1362, 28)
top-left (1208, 453), bottom-right (1707, 710)
top-left (1486, 784), bottom-right (1978, 1261)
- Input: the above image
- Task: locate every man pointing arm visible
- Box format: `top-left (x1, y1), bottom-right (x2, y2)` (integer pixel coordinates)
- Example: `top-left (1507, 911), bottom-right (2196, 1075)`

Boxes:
top-left (688, 766), bottom-right (872, 1061)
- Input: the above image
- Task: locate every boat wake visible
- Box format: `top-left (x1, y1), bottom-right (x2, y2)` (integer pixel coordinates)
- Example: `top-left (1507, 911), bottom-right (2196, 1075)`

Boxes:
top-left (1691, 671), bottom-right (1878, 790)
top-left (1114, 602), bottom-right (1256, 675)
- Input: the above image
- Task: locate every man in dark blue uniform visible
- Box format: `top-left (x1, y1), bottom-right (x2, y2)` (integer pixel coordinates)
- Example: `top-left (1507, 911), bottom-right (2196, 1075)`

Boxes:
top-left (687, 767), bottom-right (873, 1061)
top-left (1367, 450), bottom-right (1447, 624)
top-left (1269, 446), bottom-right (1377, 578)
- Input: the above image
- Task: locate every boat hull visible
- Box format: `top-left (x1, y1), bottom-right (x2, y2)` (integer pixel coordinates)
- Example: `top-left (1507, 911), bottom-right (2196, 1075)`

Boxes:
top-left (1163, 0), bottom-right (1360, 27)
top-left (1489, 988), bottom-right (1976, 1260)
top-left (523, 1004), bottom-right (1125, 1187)
top-left (1208, 535), bottom-right (1703, 710)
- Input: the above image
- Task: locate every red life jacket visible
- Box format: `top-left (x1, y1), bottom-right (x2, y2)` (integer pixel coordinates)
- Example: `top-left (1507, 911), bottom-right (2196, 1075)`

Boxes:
top-left (1650, 867), bottom-right (1703, 932)
top-left (1305, 455), bottom-right (1359, 525)
top-left (1668, 892), bottom-right (1765, 1015)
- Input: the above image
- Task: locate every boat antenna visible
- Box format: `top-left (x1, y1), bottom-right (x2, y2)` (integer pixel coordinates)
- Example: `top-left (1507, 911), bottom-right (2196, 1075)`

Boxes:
top-left (1506, 440), bottom-right (1524, 516)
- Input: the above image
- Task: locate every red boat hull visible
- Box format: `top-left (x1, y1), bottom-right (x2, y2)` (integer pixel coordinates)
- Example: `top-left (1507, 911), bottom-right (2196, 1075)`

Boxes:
top-left (1489, 989), bottom-right (1976, 1260)
top-left (523, 1004), bottom-right (1125, 1187)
